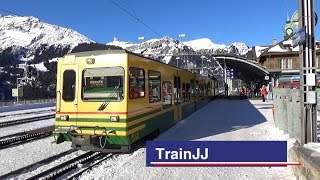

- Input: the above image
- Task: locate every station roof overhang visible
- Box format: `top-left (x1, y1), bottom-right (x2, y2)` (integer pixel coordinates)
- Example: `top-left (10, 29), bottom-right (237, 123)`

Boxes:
top-left (214, 55), bottom-right (270, 82)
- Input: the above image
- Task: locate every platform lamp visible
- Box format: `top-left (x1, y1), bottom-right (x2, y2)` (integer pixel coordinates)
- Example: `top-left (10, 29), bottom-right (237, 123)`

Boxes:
top-left (178, 34), bottom-right (186, 49)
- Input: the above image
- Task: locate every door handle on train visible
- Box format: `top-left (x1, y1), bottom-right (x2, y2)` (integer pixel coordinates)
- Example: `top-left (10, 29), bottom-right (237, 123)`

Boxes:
top-left (57, 91), bottom-right (61, 112)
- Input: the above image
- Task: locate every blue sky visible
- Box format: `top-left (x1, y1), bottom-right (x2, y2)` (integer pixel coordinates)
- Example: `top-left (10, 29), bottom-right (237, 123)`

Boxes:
top-left (1, 0), bottom-right (320, 47)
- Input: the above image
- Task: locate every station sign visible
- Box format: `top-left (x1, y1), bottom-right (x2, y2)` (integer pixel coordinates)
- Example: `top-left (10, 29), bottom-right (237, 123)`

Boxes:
top-left (265, 76), bottom-right (270, 80)
top-left (12, 88), bottom-right (23, 97)
top-left (220, 70), bottom-right (224, 77)
top-left (292, 26), bottom-right (306, 48)
top-left (226, 69), bottom-right (233, 80)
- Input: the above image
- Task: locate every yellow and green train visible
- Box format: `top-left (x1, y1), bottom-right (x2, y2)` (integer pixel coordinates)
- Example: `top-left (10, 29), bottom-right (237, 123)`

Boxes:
top-left (54, 50), bottom-right (219, 152)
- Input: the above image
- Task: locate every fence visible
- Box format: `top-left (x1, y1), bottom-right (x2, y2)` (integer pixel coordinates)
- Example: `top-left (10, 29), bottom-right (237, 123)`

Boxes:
top-left (0, 99), bottom-right (56, 107)
top-left (273, 88), bottom-right (302, 143)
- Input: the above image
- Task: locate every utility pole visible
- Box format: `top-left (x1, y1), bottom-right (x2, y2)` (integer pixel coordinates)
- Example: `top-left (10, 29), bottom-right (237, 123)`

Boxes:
top-left (299, 0), bottom-right (317, 144)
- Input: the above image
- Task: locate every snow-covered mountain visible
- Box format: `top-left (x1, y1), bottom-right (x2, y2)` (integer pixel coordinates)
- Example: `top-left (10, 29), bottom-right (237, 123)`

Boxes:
top-left (0, 15), bottom-right (94, 58)
top-left (108, 37), bottom-right (250, 58)
top-left (107, 37), bottom-right (250, 75)
top-left (184, 38), bottom-right (227, 51)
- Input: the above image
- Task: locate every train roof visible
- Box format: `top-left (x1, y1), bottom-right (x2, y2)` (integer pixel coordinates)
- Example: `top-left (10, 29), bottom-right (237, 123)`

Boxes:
top-left (65, 49), bottom-right (216, 80)
top-left (66, 49), bottom-right (128, 57)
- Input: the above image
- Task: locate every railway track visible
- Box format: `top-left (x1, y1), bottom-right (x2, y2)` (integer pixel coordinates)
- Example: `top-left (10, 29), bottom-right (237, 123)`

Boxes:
top-left (0, 149), bottom-right (77, 179)
top-left (0, 113), bottom-right (55, 128)
top-left (26, 151), bottom-right (114, 180)
top-left (0, 126), bottom-right (54, 149)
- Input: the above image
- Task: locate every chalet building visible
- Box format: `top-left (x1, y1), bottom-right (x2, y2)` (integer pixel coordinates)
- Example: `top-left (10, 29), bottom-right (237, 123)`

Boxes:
top-left (253, 39), bottom-right (320, 87)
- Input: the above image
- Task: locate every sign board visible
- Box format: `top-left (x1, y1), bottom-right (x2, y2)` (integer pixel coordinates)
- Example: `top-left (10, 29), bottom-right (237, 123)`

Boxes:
top-left (12, 88), bottom-right (18, 97)
top-left (292, 26), bottom-right (306, 48)
top-left (220, 70), bottom-right (224, 77)
top-left (12, 88), bottom-right (23, 97)
top-left (265, 76), bottom-right (270, 80)
top-left (230, 69), bottom-right (234, 79)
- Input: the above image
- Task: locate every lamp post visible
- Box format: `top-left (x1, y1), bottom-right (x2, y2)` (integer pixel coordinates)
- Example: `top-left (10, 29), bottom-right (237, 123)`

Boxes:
top-left (178, 34), bottom-right (186, 49)
top-left (201, 55), bottom-right (206, 75)
top-left (176, 57), bottom-right (180, 67)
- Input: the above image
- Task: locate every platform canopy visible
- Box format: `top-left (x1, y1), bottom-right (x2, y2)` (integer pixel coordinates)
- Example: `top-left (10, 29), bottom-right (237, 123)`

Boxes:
top-left (213, 55), bottom-right (269, 82)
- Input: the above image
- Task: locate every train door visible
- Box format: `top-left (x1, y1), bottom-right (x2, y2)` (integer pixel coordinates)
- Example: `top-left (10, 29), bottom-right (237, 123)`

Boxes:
top-left (174, 75), bottom-right (182, 121)
top-left (58, 64), bottom-right (79, 124)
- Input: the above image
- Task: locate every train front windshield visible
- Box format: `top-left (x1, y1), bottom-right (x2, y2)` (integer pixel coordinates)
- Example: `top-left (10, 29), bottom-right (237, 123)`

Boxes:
top-left (82, 67), bottom-right (124, 101)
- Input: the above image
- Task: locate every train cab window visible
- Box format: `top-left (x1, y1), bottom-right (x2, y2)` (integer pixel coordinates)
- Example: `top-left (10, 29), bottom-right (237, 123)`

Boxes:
top-left (148, 71), bottom-right (161, 103)
top-left (162, 81), bottom-right (172, 108)
top-left (82, 67), bottom-right (124, 101)
top-left (62, 70), bottom-right (76, 102)
top-left (129, 67), bottom-right (145, 99)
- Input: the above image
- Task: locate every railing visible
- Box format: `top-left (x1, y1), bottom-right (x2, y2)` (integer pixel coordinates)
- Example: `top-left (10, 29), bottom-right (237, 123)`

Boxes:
top-left (0, 99), bottom-right (56, 107)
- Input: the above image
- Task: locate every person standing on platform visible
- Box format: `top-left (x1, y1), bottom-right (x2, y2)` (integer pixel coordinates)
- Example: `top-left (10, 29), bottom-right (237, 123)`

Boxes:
top-left (261, 85), bottom-right (268, 102)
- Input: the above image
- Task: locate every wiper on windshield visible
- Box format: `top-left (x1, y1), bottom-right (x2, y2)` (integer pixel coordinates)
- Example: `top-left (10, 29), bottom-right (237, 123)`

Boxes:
top-left (98, 85), bottom-right (120, 111)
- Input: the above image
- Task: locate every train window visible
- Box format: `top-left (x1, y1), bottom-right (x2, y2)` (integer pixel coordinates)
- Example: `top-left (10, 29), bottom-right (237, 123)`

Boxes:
top-left (182, 83), bottom-right (191, 102)
top-left (129, 67), bottom-right (145, 99)
top-left (62, 70), bottom-right (76, 102)
top-left (82, 67), bottom-right (124, 101)
top-left (162, 81), bottom-right (172, 108)
top-left (148, 71), bottom-right (161, 103)
top-left (191, 80), bottom-right (196, 96)
top-left (174, 76), bottom-right (181, 104)
top-left (199, 82), bottom-right (204, 97)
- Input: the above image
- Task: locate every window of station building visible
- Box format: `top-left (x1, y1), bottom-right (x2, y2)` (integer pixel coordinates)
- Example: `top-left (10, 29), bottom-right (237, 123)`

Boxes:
top-left (182, 83), bottom-right (191, 102)
top-left (82, 67), bottom-right (124, 101)
top-left (129, 67), bottom-right (145, 99)
top-left (62, 70), bottom-right (76, 102)
top-left (148, 70), bottom-right (161, 103)
top-left (162, 81), bottom-right (172, 108)
top-left (278, 58), bottom-right (293, 69)
top-left (174, 76), bottom-right (181, 104)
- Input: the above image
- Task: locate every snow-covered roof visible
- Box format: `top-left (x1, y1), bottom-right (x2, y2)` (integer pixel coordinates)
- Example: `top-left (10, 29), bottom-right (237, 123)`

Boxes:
top-left (254, 46), bottom-right (269, 58)
top-left (260, 39), bottom-right (320, 56)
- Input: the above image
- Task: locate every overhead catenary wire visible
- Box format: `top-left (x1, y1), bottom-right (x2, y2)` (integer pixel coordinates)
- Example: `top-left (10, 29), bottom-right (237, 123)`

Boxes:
top-left (107, 0), bottom-right (173, 60)
top-left (0, 8), bottom-right (23, 17)
top-left (108, 0), bottom-right (163, 38)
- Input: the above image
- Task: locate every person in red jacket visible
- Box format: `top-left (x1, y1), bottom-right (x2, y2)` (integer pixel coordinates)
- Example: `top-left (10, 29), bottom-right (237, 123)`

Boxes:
top-left (261, 85), bottom-right (268, 102)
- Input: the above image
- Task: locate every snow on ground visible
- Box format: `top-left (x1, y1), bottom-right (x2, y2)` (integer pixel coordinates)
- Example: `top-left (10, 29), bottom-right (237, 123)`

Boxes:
top-left (0, 111), bottom-right (54, 124)
top-left (80, 99), bottom-right (296, 180)
top-left (0, 102), bottom-right (55, 113)
top-left (304, 143), bottom-right (320, 157)
top-left (0, 137), bottom-right (72, 176)
top-left (0, 106), bottom-right (55, 118)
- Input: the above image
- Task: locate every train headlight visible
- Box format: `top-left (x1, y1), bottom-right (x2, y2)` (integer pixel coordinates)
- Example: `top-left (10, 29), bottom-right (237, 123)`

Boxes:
top-left (110, 116), bottom-right (119, 122)
top-left (60, 115), bottom-right (69, 121)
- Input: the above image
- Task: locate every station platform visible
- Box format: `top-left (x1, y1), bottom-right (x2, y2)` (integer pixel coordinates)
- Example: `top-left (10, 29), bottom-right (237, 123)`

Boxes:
top-left (82, 99), bottom-right (297, 180)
